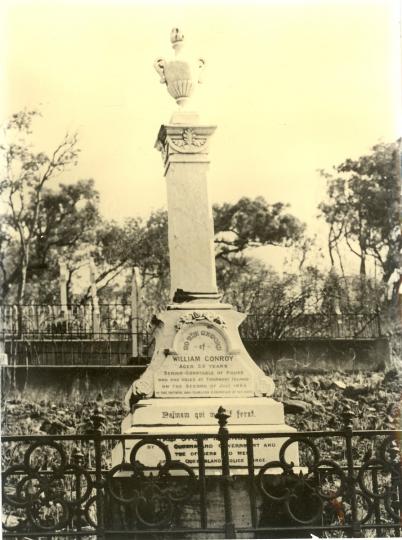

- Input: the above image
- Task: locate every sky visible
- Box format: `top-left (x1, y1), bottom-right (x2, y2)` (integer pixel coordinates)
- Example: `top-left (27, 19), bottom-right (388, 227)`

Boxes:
top-left (1, 0), bottom-right (401, 275)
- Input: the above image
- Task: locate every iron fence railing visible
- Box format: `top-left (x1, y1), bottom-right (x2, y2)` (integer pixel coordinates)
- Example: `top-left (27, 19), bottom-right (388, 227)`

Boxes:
top-left (1, 305), bottom-right (153, 364)
top-left (3, 333), bottom-right (152, 366)
top-left (1, 304), bottom-right (383, 340)
top-left (240, 310), bottom-right (382, 340)
top-left (2, 406), bottom-right (401, 538)
top-left (0, 304), bottom-right (135, 338)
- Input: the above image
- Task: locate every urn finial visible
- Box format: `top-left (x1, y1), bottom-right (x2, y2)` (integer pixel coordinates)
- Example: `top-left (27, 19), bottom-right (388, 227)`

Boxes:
top-left (154, 28), bottom-right (205, 109)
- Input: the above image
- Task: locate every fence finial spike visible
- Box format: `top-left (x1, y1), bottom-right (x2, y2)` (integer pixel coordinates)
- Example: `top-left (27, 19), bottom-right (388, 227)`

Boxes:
top-left (342, 403), bottom-right (355, 431)
top-left (215, 406), bottom-right (230, 428)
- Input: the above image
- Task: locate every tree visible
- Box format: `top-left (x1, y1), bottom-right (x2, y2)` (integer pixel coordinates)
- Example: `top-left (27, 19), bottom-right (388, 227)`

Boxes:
top-left (319, 142), bottom-right (401, 282)
top-left (85, 197), bottom-right (304, 310)
top-left (65, 209), bottom-right (171, 319)
top-left (0, 110), bottom-right (80, 304)
top-left (221, 262), bottom-right (325, 339)
top-left (22, 180), bottom-right (101, 303)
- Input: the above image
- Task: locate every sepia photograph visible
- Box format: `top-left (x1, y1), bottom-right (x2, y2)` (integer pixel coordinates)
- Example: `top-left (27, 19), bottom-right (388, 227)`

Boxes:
top-left (0, 0), bottom-right (401, 538)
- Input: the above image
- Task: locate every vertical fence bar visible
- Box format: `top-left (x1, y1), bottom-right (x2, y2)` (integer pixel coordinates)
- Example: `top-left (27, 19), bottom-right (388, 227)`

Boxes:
top-left (246, 435), bottom-right (258, 530)
top-left (371, 469), bottom-right (382, 537)
top-left (215, 406), bottom-right (236, 539)
top-left (73, 447), bottom-right (84, 534)
top-left (390, 441), bottom-right (401, 538)
top-left (342, 405), bottom-right (361, 538)
top-left (376, 307), bottom-right (382, 337)
top-left (92, 406), bottom-right (106, 540)
top-left (197, 437), bottom-right (208, 530)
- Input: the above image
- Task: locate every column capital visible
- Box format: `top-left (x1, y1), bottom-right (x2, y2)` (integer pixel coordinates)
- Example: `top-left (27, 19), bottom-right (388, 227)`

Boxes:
top-left (155, 124), bottom-right (217, 175)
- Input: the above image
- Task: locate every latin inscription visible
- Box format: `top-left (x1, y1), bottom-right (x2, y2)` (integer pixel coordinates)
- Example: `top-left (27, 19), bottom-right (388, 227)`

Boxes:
top-left (161, 408), bottom-right (256, 422)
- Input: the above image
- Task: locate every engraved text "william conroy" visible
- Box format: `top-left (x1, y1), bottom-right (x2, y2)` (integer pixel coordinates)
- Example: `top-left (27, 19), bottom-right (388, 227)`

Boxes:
top-left (173, 355), bottom-right (234, 362)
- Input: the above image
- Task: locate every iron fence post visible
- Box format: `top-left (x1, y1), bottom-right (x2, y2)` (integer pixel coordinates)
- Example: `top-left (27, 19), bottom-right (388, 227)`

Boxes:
top-left (92, 406), bottom-right (106, 540)
top-left (72, 446), bottom-right (84, 532)
top-left (216, 406), bottom-right (236, 539)
top-left (376, 307), bottom-right (382, 337)
top-left (389, 440), bottom-right (401, 538)
top-left (342, 404), bottom-right (361, 538)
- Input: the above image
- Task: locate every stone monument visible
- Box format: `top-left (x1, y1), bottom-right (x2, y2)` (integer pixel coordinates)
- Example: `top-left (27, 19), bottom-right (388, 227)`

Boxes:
top-left (115, 28), bottom-right (297, 471)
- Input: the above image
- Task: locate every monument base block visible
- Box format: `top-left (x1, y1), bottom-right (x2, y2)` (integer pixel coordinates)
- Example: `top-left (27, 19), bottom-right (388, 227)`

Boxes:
top-left (113, 397), bottom-right (298, 475)
top-left (119, 305), bottom-right (298, 476)
top-left (121, 397), bottom-right (285, 431)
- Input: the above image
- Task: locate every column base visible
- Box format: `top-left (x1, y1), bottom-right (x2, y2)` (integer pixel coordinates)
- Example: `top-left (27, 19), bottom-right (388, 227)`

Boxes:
top-left (172, 289), bottom-right (222, 303)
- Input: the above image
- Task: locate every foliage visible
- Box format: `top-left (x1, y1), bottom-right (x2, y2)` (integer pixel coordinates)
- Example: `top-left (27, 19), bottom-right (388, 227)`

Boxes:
top-left (213, 196), bottom-right (305, 263)
top-left (88, 210), bottom-right (170, 312)
top-left (92, 197), bottom-right (305, 304)
top-left (0, 112), bottom-right (305, 309)
top-left (24, 180), bottom-right (100, 303)
top-left (1, 369), bottom-right (399, 436)
top-left (0, 110), bottom-right (81, 303)
top-left (220, 261), bottom-right (384, 338)
top-left (319, 141), bottom-right (401, 284)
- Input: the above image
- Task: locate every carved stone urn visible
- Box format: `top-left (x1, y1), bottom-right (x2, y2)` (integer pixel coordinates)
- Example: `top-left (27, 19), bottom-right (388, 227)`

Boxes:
top-left (154, 28), bottom-right (205, 108)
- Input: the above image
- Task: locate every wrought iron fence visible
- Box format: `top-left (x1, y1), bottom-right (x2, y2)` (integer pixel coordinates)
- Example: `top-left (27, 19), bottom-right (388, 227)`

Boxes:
top-left (241, 311), bottom-right (382, 340)
top-left (0, 304), bottom-right (135, 338)
top-left (3, 333), bottom-right (152, 366)
top-left (2, 406), bottom-right (401, 538)
top-left (1, 304), bottom-right (382, 340)
top-left (1, 305), bottom-right (152, 365)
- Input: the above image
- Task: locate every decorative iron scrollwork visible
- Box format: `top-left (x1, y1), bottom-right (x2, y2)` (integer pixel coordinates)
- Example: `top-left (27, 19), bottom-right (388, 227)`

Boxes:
top-left (257, 433), bottom-right (401, 529)
top-left (1, 430), bottom-right (400, 536)
top-left (2, 442), bottom-right (90, 533)
top-left (106, 438), bottom-right (197, 528)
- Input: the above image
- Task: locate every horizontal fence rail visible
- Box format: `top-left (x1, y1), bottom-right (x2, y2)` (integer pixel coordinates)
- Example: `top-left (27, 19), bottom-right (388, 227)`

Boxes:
top-left (2, 406), bottom-right (401, 539)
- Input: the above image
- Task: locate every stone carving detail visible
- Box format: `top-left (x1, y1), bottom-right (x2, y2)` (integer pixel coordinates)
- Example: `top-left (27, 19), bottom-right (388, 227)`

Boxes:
top-left (156, 127), bottom-right (209, 166)
top-left (175, 311), bottom-right (226, 330)
top-left (154, 28), bottom-right (205, 107)
top-left (256, 375), bottom-right (276, 397)
top-left (154, 58), bottom-right (167, 84)
top-left (126, 371), bottom-right (154, 403)
top-left (169, 129), bottom-right (207, 152)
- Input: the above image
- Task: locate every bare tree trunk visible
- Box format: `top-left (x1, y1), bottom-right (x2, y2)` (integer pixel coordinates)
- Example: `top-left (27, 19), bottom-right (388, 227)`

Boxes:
top-left (17, 256), bottom-right (28, 306)
top-left (328, 236), bottom-right (335, 268)
top-left (359, 255), bottom-right (366, 276)
top-left (16, 255), bottom-right (28, 337)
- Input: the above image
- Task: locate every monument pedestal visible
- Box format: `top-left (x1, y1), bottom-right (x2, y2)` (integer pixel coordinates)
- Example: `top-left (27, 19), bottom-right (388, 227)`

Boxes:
top-left (124, 306), bottom-right (275, 400)
top-left (116, 305), bottom-right (298, 474)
